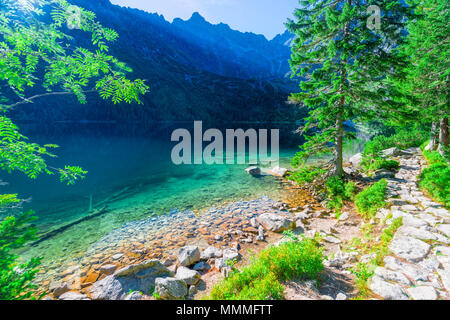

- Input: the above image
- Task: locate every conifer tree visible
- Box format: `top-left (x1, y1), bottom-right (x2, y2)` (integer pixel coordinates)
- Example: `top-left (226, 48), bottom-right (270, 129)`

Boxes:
top-left (287, 0), bottom-right (414, 176)
top-left (397, 0), bottom-right (449, 155)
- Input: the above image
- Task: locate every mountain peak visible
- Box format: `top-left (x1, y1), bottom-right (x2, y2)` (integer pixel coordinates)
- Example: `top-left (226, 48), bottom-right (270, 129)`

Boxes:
top-left (189, 12), bottom-right (206, 23)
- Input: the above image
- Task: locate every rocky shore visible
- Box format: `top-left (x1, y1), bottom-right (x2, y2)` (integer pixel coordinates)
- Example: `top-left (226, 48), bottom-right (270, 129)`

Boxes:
top-left (41, 147), bottom-right (449, 300)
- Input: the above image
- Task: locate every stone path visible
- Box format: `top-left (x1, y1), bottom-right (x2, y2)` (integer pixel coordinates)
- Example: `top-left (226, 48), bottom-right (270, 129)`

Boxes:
top-left (369, 148), bottom-right (450, 300)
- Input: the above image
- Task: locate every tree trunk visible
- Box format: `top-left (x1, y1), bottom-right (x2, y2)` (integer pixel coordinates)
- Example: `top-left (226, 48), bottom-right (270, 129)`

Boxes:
top-left (438, 116), bottom-right (449, 157)
top-left (334, 110), bottom-right (344, 177)
top-left (425, 122), bottom-right (439, 151)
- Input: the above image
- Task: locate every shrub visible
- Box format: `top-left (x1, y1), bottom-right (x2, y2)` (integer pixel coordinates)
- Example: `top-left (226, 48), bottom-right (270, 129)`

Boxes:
top-left (419, 163), bottom-right (450, 207)
top-left (325, 176), bottom-right (357, 211)
top-left (355, 179), bottom-right (388, 219)
top-left (287, 165), bottom-right (326, 185)
top-left (0, 211), bottom-right (42, 300)
top-left (363, 128), bottom-right (428, 158)
top-left (361, 158), bottom-right (400, 172)
top-left (208, 237), bottom-right (324, 300)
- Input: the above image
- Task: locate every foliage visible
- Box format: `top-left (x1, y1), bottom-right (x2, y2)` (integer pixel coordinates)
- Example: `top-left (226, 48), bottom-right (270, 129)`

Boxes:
top-left (0, 0), bottom-right (149, 183)
top-left (208, 236), bottom-right (324, 300)
top-left (287, 0), bottom-right (414, 175)
top-left (418, 152), bottom-right (450, 207)
top-left (362, 158), bottom-right (400, 173)
top-left (0, 211), bottom-right (42, 300)
top-left (287, 165), bottom-right (326, 186)
top-left (325, 176), bottom-right (357, 211)
top-left (350, 263), bottom-right (374, 299)
top-left (355, 179), bottom-right (388, 218)
top-left (392, 0), bottom-right (449, 127)
top-left (363, 128), bottom-right (429, 158)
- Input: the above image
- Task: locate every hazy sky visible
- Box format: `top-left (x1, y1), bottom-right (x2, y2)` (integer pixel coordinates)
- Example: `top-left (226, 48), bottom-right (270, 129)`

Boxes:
top-left (110, 0), bottom-right (300, 40)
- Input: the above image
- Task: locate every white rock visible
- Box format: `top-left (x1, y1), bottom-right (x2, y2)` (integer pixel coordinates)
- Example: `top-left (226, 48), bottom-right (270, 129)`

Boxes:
top-left (200, 246), bottom-right (223, 260)
top-left (335, 293), bottom-right (347, 300)
top-left (270, 166), bottom-right (289, 177)
top-left (369, 275), bottom-right (408, 300)
top-left (406, 286), bottom-right (438, 300)
top-left (175, 266), bottom-right (201, 286)
top-left (349, 153), bottom-right (362, 167)
top-left (222, 248), bottom-right (241, 262)
top-left (256, 213), bottom-right (294, 233)
top-left (59, 291), bottom-right (90, 300)
top-left (389, 236), bottom-right (430, 262)
top-left (154, 277), bottom-right (187, 300)
top-left (437, 224), bottom-right (450, 237)
top-left (178, 246), bottom-right (201, 267)
top-left (374, 267), bottom-right (411, 286)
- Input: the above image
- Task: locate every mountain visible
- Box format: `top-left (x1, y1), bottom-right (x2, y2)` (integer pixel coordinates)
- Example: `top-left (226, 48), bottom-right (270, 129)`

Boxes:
top-left (10, 0), bottom-right (304, 125)
top-left (172, 12), bottom-right (294, 79)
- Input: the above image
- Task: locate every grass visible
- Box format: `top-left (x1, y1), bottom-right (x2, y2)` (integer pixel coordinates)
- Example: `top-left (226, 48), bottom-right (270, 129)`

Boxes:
top-left (207, 235), bottom-right (324, 300)
top-left (355, 179), bottom-right (388, 219)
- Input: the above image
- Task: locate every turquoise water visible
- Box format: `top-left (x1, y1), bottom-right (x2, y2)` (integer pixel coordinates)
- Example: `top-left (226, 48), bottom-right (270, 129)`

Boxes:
top-left (1, 122), bottom-right (301, 270)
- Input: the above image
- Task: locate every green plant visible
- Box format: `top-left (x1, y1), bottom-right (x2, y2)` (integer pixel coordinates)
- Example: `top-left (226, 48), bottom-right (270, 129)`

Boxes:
top-left (0, 211), bottom-right (42, 300)
top-left (287, 165), bottom-right (326, 186)
top-left (355, 179), bottom-right (388, 219)
top-left (350, 263), bottom-right (374, 299)
top-left (419, 163), bottom-right (450, 207)
top-left (208, 237), bottom-right (324, 300)
top-left (363, 128), bottom-right (429, 159)
top-left (287, 0), bottom-right (414, 176)
top-left (324, 176), bottom-right (357, 211)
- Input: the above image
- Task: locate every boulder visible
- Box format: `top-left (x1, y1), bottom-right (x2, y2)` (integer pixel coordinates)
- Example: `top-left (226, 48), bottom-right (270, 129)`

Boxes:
top-left (154, 277), bottom-right (187, 300)
top-left (178, 246), bottom-right (201, 267)
top-left (88, 260), bottom-right (172, 300)
top-left (406, 286), bottom-right (438, 300)
top-left (270, 166), bottom-right (288, 177)
top-left (175, 267), bottom-right (200, 286)
top-left (200, 246), bottom-right (223, 260)
top-left (349, 153), bottom-right (363, 167)
top-left (58, 291), bottom-right (90, 300)
top-left (388, 236), bottom-right (431, 263)
top-left (222, 248), bottom-right (241, 262)
top-left (245, 166), bottom-right (261, 176)
top-left (256, 213), bottom-right (295, 233)
top-left (369, 275), bottom-right (408, 300)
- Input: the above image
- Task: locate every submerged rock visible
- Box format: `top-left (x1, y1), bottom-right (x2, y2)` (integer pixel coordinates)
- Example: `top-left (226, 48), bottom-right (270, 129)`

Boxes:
top-left (88, 260), bottom-right (172, 300)
top-left (245, 166), bottom-right (261, 176)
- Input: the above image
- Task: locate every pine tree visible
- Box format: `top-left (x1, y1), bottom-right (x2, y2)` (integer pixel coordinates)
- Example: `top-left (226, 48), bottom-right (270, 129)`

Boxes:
top-left (397, 0), bottom-right (449, 155)
top-left (287, 0), bottom-right (414, 176)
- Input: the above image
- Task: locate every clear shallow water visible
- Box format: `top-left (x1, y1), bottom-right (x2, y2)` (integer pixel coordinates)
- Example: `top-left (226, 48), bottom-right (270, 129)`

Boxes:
top-left (1, 122), bottom-right (301, 268)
